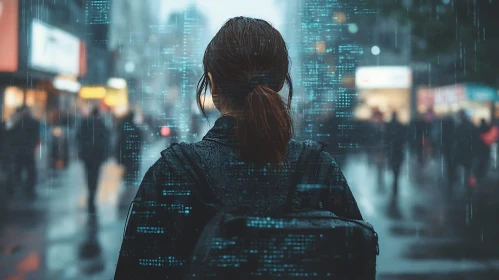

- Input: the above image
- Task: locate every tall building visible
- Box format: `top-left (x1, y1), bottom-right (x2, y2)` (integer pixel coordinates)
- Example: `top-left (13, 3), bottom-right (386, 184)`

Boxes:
top-left (83, 0), bottom-right (113, 86)
top-left (159, 5), bottom-right (209, 142)
top-left (295, 0), bottom-right (373, 155)
top-left (109, 0), bottom-right (162, 104)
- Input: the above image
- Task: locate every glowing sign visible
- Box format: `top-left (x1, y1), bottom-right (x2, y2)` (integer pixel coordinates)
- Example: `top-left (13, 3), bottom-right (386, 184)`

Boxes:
top-left (79, 86), bottom-right (106, 99)
top-left (356, 66), bottom-right (412, 89)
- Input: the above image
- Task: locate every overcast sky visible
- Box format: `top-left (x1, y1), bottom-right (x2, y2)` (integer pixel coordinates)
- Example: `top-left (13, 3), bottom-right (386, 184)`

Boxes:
top-left (160, 0), bottom-right (285, 36)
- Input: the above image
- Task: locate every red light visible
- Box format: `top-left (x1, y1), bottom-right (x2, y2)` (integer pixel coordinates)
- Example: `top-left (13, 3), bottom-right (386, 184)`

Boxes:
top-left (468, 176), bottom-right (477, 188)
top-left (161, 126), bottom-right (171, 137)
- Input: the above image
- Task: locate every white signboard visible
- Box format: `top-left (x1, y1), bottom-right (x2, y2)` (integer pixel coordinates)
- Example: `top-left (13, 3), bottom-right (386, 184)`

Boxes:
top-left (30, 19), bottom-right (80, 76)
top-left (356, 66), bottom-right (412, 89)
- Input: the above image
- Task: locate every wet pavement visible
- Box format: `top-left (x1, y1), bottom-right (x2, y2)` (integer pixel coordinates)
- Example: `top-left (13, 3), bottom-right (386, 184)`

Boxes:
top-left (0, 140), bottom-right (165, 280)
top-left (341, 152), bottom-right (499, 279)
top-left (0, 142), bottom-right (498, 279)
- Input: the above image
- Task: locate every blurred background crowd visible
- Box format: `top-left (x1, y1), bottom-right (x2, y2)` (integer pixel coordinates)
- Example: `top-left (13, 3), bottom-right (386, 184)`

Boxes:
top-left (0, 0), bottom-right (499, 279)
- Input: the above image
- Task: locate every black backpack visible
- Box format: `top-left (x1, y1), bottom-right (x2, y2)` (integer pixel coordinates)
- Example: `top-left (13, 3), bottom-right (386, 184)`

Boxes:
top-left (172, 142), bottom-right (379, 280)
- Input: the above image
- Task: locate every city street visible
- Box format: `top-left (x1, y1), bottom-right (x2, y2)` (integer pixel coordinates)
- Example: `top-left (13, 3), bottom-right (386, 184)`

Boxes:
top-left (342, 152), bottom-right (499, 279)
top-left (1, 141), bottom-right (498, 279)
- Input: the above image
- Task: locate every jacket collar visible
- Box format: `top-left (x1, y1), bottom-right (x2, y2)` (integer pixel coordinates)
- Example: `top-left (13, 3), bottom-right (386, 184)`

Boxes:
top-left (202, 116), bottom-right (238, 146)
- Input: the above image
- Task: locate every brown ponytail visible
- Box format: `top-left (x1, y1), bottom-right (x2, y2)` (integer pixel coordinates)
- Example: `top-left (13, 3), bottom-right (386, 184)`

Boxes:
top-left (196, 17), bottom-right (294, 165)
top-left (237, 85), bottom-right (293, 165)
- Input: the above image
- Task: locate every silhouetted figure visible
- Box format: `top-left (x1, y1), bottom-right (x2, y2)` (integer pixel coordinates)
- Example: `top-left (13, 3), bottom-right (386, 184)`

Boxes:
top-left (475, 118), bottom-right (491, 182)
top-left (453, 110), bottom-right (478, 197)
top-left (0, 120), bottom-right (6, 185)
top-left (369, 109), bottom-right (386, 188)
top-left (77, 108), bottom-right (109, 213)
top-left (385, 112), bottom-right (406, 198)
top-left (116, 111), bottom-right (142, 209)
top-left (6, 106), bottom-right (40, 197)
top-left (441, 116), bottom-right (456, 193)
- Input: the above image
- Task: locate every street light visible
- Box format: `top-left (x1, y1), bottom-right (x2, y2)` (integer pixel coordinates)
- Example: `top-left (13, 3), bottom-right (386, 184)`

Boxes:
top-left (333, 12), bottom-right (347, 24)
top-left (348, 23), bottom-right (359, 34)
top-left (316, 41), bottom-right (326, 54)
top-left (371, 46), bottom-right (381, 55)
top-left (125, 61), bottom-right (135, 73)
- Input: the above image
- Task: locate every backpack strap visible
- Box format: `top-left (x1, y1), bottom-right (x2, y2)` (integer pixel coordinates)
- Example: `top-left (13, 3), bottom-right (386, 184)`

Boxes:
top-left (169, 143), bottom-right (221, 210)
top-left (285, 141), bottom-right (324, 212)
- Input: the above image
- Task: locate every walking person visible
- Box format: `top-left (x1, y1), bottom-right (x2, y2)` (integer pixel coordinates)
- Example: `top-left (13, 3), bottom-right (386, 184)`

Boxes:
top-left (0, 119), bottom-right (6, 186)
top-left (76, 107), bottom-right (109, 213)
top-left (116, 111), bottom-right (142, 209)
top-left (453, 110), bottom-right (479, 200)
top-left (115, 17), bottom-right (376, 279)
top-left (441, 115), bottom-right (456, 194)
top-left (385, 112), bottom-right (406, 198)
top-left (6, 106), bottom-right (40, 198)
top-left (369, 108), bottom-right (386, 188)
top-left (475, 118), bottom-right (491, 182)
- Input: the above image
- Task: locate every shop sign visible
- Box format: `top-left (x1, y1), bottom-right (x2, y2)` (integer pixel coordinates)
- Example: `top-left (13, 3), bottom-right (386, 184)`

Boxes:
top-left (417, 88), bottom-right (434, 107)
top-left (30, 19), bottom-right (80, 76)
top-left (53, 75), bottom-right (81, 93)
top-left (433, 85), bottom-right (466, 105)
top-left (79, 86), bottom-right (106, 99)
top-left (355, 66), bottom-right (412, 89)
top-left (0, 0), bottom-right (18, 72)
top-left (465, 84), bottom-right (499, 102)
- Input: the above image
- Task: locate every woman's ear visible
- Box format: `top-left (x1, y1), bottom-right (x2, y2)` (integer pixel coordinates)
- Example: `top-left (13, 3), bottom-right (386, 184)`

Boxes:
top-left (207, 72), bottom-right (215, 94)
top-left (208, 72), bottom-right (223, 112)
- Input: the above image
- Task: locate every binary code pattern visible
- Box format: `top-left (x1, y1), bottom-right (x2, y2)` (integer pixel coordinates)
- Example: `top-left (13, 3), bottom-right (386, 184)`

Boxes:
top-left (84, 0), bottom-right (111, 25)
top-left (116, 120), bottom-right (364, 278)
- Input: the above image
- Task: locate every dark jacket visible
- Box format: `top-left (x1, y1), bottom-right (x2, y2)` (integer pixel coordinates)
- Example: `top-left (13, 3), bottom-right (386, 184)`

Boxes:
top-left (76, 116), bottom-right (109, 163)
top-left (385, 120), bottom-right (406, 164)
top-left (114, 116), bottom-right (363, 279)
top-left (0, 121), bottom-right (5, 159)
top-left (454, 118), bottom-right (478, 166)
top-left (8, 115), bottom-right (40, 156)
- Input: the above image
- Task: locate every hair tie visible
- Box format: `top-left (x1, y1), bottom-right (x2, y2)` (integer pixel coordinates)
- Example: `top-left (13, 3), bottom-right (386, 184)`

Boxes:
top-left (246, 71), bottom-right (272, 92)
top-left (247, 76), bottom-right (264, 91)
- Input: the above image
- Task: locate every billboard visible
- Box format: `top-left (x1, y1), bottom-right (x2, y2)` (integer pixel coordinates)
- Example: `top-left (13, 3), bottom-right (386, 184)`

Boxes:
top-left (30, 19), bottom-right (80, 76)
top-left (0, 0), bottom-right (19, 72)
top-left (355, 66), bottom-right (412, 89)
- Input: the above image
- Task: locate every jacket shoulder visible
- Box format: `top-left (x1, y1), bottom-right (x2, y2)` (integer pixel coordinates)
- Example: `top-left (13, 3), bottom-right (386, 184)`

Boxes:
top-left (159, 142), bottom-right (195, 176)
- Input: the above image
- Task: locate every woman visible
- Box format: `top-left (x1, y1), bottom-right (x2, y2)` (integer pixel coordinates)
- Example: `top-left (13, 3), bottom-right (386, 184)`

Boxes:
top-left (115, 17), bottom-right (363, 279)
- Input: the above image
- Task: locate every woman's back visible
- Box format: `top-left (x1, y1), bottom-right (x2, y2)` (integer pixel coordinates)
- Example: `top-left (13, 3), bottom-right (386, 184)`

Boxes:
top-left (115, 16), bottom-right (366, 279)
top-left (115, 115), bottom-right (363, 279)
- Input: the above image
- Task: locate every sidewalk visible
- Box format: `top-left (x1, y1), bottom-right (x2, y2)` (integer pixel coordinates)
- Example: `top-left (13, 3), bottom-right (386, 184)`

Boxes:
top-left (341, 152), bottom-right (499, 279)
top-left (1, 142), bottom-right (498, 279)
top-left (0, 140), bottom-right (168, 280)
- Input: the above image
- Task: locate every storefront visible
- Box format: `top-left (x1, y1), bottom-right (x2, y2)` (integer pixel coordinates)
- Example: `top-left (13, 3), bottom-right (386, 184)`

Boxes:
top-left (417, 83), bottom-right (499, 125)
top-left (354, 66), bottom-right (412, 124)
top-left (0, 0), bottom-right (89, 172)
top-left (78, 78), bottom-right (129, 118)
top-left (1, 6), bottom-right (86, 123)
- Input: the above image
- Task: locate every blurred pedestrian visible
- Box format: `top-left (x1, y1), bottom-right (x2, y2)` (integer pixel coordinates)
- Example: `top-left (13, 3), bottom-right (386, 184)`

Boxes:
top-left (77, 107), bottom-right (109, 213)
top-left (385, 112), bottom-right (406, 198)
top-left (116, 111), bottom-right (142, 209)
top-left (5, 106), bottom-right (41, 198)
top-left (416, 116), bottom-right (431, 167)
top-left (369, 108), bottom-right (386, 187)
top-left (441, 116), bottom-right (456, 193)
top-left (475, 118), bottom-right (491, 182)
top-left (0, 119), bottom-right (6, 186)
top-left (453, 110), bottom-right (478, 196)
